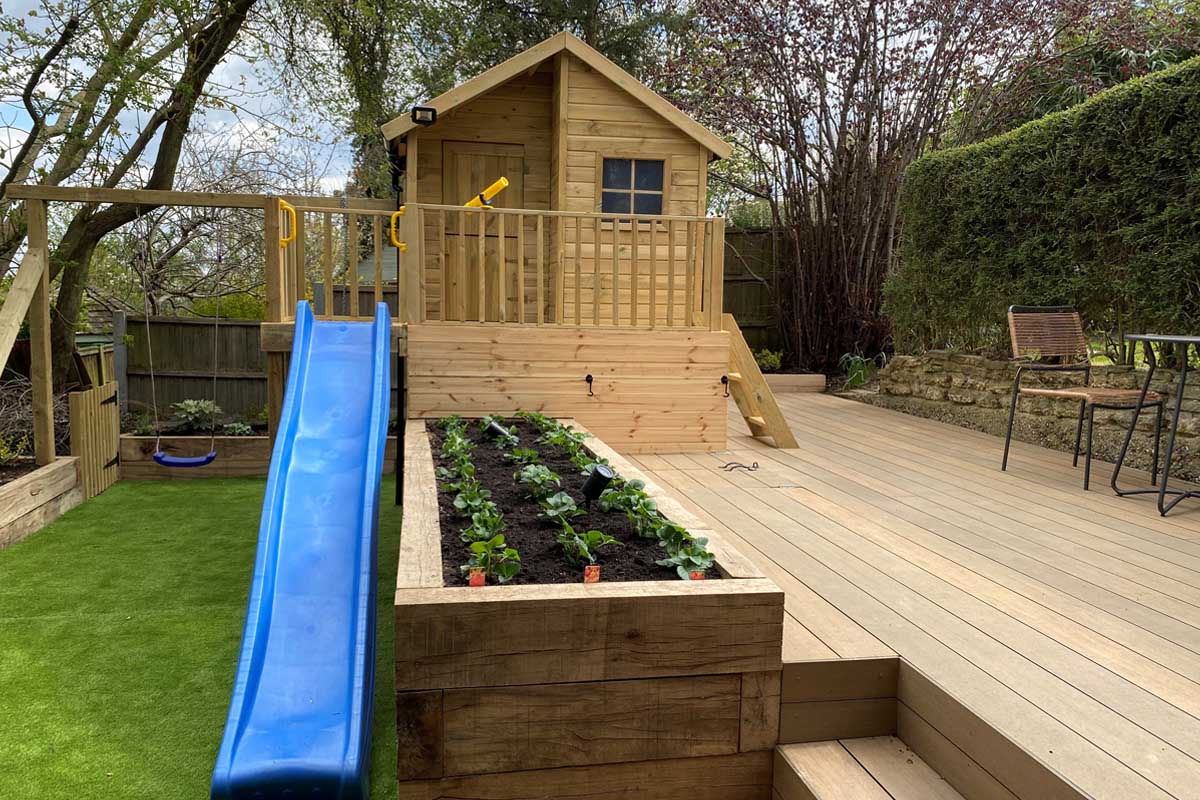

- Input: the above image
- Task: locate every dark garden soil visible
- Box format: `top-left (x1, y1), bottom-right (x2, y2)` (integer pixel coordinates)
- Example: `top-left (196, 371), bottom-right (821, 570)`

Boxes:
top-left (431, 419), bottom-right (718, 586)
top-left (0, 460), bottom-right (39, 487)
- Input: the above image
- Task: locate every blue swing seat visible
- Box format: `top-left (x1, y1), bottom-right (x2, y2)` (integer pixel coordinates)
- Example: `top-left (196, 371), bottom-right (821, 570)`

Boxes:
top-left (154, 451), bottom-right (218, 468)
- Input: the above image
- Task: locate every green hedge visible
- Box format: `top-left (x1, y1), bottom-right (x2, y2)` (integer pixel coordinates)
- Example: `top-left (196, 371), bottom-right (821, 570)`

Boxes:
top-left (886, 57), bottom-right (1200, 358)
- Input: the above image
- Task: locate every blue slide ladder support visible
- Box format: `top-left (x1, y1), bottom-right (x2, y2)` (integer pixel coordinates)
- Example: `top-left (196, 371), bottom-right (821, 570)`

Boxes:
top-left (211, 301), bottom-right (392, 800)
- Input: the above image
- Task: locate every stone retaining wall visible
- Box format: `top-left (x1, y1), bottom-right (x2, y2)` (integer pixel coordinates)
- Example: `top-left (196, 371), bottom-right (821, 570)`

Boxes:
top-left (854, 351), bottom-right (1199, 481)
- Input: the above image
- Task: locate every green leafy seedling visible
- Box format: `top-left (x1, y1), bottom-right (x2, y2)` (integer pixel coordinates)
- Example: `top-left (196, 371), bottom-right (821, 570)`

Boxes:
top-left (539, 490), bottom-right (583, 524)
top-left (460, 534), bottom-right (521, 584)
top-left (506, 447), bottom-right (540, 465)
top-left (557, 523), bottom-right (620, 565)
top-left (453, 484), bottom-right (492, 515)
top-left (460, 505), bottom-right (504, 543)
top-left (516, 464), bottom-right (561, 499)
top-left (657, 537), bottom-right (715, 580)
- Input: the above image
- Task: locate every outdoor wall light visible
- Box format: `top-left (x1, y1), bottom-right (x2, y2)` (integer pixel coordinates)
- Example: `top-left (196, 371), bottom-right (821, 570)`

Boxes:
top-left (411, 106), bottom-right (437, 126)
top-left (581, 464), bottom-right (616, 507)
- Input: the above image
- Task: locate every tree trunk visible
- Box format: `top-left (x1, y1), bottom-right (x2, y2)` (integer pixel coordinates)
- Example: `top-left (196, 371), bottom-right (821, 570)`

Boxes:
top-left (47, 0), bottom-right (256, 387)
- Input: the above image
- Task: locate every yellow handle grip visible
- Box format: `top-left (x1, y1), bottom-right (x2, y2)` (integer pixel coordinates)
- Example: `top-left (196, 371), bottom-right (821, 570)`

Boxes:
top-left (389, 207), bottom-right (408, 253)
top-left (279, 200), bottom-right (297, 247)
top-left (464, 176), bottom-right (509, 208)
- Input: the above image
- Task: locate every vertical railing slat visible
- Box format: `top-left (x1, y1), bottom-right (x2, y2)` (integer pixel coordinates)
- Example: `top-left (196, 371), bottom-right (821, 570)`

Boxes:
top-left (536, 215), bottom-right (545, 325)
top-left (477, 210), bottom-right (486, 323)
top-left (573, 217), bottom-right (582, 324)
top-left (456, 209), bottom-right (467, 321)
top-left (630, 220), bottom-right (639, 327)
top-left (415, 207), bottom-right (427, 322)
top-left (322, 212), bottom-right (333, 318)
top-left (438, 210), bottom-right (447, 321)
top-left (516, 213), bottom-right (525, 324)
top-left (294, 211), bottom-right (307, 309)
top-left (685, 220), bottom-right (696, 327)
top-left (373, 215), bottom-right (382, 308)
top-left (611, 219), bottom-right (620, 326)
top-left (348, 212), bottom-right (359, 317)
top-left (593, 216), bottom-right (601, 326)
top-left (649, 220), bottom-right (659, 328)
top-left (497, 212), bottom-right (507, 323)
top-left (667, 220), bottom-right (677, 327)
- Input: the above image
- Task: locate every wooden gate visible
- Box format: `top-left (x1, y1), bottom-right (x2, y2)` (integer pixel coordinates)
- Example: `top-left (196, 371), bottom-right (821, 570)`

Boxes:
top-left (69, 381), bottom-right (120, 499)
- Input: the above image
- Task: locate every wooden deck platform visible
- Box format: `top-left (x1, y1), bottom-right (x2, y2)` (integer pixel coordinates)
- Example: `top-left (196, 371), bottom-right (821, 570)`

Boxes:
top-left (628, 393), bottom-right (1200, 800)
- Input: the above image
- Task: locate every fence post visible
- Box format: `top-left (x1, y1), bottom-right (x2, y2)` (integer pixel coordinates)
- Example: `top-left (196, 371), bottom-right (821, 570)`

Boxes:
top-left (113, 310), bottom-right (129, 414)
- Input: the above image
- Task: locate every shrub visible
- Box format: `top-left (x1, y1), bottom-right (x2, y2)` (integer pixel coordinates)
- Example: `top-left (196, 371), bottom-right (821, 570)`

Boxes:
top-left (754, 348), bottom-right (782, 373)
top-left (886, 57), bottom-right (1200, 362)
top-left (170, 399), bottom-right (222, 431)
top-left (222, 422), bottom-right (254, 436)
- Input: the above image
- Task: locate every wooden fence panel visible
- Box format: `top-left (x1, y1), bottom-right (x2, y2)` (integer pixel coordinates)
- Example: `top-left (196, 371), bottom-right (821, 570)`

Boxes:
top-left (723, 228), bottom-right (781, 352)
top-left (69, 381), bottom-right (119, 499)
top-left (121, 315), bottom-right (267, 418)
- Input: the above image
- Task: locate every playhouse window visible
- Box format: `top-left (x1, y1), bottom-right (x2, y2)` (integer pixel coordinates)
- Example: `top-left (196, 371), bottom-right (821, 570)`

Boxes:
top-left (601, 158), bottom-right (664, 216)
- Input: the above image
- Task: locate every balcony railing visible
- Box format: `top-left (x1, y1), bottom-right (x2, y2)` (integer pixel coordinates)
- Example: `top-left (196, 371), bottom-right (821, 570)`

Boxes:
top-left (268, 201), bottom-right (725, 330)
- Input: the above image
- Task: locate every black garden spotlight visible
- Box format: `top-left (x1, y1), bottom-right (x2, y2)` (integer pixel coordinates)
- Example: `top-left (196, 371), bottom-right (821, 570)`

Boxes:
top-left (581, 464), bottom-right (616, 509)
top-left (484, 419), bottom-right (511, 440)
top-left (411, 106), bottom-right (437, 126)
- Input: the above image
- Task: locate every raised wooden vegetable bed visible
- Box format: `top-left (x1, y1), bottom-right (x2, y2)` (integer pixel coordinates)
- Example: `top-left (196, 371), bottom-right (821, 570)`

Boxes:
top-left (0, 457), bottom-right (82, 548)
top-left (395, 418), bottom-right (784, 797)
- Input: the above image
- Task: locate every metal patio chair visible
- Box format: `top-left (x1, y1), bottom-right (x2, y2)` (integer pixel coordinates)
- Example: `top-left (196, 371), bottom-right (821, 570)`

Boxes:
top-left (1001, 305), bottom-right (1164, 490)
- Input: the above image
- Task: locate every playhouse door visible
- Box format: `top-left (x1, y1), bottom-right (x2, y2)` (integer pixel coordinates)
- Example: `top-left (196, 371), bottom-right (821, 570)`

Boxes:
top-left (442, 141), bottom-right (525, 321)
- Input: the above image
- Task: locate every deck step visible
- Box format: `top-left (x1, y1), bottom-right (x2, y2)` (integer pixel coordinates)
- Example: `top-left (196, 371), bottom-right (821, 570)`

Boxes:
top-left (747, 415), bottom-right (766, 428)
top-left (774, 737), bottom-right (966, 800)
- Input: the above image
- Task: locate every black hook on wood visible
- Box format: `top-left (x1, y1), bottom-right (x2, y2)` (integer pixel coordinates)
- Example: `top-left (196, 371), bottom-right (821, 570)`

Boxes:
top-left (721, 375), bottom-right (730, 397)
top-left (585, 374), bottom-right (594, 397)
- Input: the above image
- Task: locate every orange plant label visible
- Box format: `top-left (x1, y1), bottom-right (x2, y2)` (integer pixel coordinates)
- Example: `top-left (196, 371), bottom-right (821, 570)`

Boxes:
top-left (583, 565), bottom-right (601, 583)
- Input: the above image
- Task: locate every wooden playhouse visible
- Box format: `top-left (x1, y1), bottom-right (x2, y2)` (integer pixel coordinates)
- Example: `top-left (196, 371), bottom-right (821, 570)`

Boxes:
top-left (260, 31), bottom-right (794, 454)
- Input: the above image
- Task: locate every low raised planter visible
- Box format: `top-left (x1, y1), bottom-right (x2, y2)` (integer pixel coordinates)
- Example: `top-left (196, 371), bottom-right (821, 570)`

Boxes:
top-left (395, 419), bottom-right (784, 796)
top-left (120, 435), bottom-right (399, 479)
top-left (765, 373), bottom-right (825, 393)
top-left (0, 458), bottom-right (82, 548)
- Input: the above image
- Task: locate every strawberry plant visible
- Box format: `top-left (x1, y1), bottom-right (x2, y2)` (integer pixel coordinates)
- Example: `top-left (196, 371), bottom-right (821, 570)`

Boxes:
top-left (506, 447), bottom-right (540, 466)
top-left (461, 506), bottom-right (505, 543)
top-left (539, 490), bottom-right (583, 524)
top-left (516, 464), bottom-right (561, 499)
top-left (656, 538), bottom-right (715, 580)
top-left (460, 534), bottom-right (521, 584)
top-left (453, 483), bottom-right (493, 515)
top-left (557, 523), bottom-right (620, 565)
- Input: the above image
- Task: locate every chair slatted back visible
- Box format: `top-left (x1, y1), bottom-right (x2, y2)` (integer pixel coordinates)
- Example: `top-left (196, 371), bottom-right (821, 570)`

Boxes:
top-left (1007, 306), bottom-right (1088, 363)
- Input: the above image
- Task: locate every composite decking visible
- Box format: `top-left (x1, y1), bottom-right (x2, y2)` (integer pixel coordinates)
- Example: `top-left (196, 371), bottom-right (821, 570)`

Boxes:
top-left (627, 393), bottom-right (1200, 800)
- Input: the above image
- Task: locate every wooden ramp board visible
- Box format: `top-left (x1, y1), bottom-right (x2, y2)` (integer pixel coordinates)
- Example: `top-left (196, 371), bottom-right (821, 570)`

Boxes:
top-left (724, 313), bottom-right (798, 448)
top-left (775, 737), bottom-right (967, 800)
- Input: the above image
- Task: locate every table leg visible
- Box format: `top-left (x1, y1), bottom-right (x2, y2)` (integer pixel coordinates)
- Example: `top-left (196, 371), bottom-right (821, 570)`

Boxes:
top-left (1158, 358), bottom-right (1189, 515)
top-left (1110, 342), bottom-right (1156, 494)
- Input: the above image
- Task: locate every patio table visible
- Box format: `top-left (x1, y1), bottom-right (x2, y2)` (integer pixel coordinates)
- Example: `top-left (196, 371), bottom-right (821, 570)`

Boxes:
top-left (1111, 333), bottom-right (1200, 515)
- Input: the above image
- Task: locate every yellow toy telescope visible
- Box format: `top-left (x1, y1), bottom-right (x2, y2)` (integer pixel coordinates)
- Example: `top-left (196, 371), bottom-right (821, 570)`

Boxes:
top-left (389, 176), bottom-right (510, 252)
top-left (464, 177), bottom-right (509, 208)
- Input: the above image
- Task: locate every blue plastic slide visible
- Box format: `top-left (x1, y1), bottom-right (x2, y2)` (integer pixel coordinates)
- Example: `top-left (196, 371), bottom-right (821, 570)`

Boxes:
top-left (211, 301), bottom-right (391, 800)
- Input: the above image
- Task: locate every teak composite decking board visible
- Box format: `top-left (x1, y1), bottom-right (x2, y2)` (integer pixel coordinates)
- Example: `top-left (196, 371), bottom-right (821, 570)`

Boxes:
top-left (627, 393), bottom-right (1200, 800)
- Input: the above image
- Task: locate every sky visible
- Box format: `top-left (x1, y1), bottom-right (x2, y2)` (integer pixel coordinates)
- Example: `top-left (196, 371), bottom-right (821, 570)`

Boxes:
top-left (0, 0), bottom-right (355, 197)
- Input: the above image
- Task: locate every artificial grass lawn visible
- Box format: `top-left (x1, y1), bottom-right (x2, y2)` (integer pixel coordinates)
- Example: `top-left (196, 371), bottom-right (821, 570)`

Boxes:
top-left (0, 477), bottom-right (400, 800)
